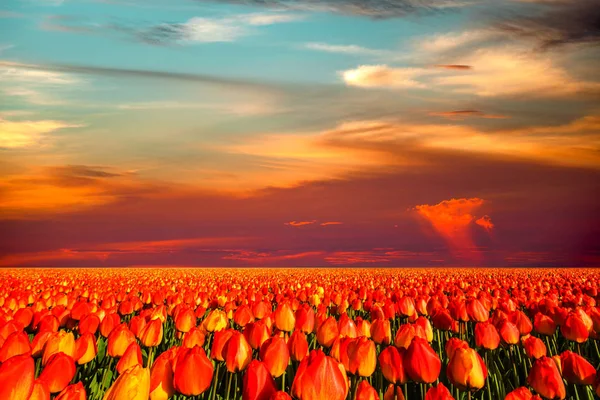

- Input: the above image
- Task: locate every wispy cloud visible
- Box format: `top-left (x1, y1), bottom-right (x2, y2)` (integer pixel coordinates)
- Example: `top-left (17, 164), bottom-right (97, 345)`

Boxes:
top-left (131, 12), bottom-right (302, 45)
top-left (429, 110), bottom-right (509, 119)
top-left (304, 42), bottom-right (393, 58)
top-left (340, 65), bottom-right (429, 89)
top-left (195, 0), bottom-right (472, 18)
top-left (284, 220), bottom-right (316, 226)
top-left (0, 118), bottom-right (82, 149)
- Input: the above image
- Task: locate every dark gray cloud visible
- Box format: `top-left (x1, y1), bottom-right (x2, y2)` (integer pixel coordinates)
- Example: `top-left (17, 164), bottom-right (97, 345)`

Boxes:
top-left (194, 0), bottom-right (469, 18)
top-left (497, 0), bottom-right (600, 48)
top-left (0, 60), bottom-right (282, 91)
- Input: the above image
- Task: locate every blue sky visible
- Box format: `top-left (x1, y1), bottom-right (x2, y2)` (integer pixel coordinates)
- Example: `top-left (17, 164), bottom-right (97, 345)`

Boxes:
top-left (1, 0), bottom-right (599, 267)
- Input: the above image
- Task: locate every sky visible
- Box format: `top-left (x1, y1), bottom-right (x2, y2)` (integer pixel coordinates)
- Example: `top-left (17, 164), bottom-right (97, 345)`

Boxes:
top-left (1, 0), bottom-right (599, 267)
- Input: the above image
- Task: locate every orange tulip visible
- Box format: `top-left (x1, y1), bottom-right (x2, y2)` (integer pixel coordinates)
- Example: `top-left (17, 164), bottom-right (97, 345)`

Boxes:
top-left (79, 314), bottom-right (100, 335)
top-left (291, 349), bottom-right (349, 400)
top-left (260, 336), bottom-right (290, 377)
top-left (140, 318), bottom-right (163, 347)
top-left (42, 331), bottom-right (76, 365)
top-left (505, 387), bottom-right (534, 400)
top-left (378, 345), bottom-right (407, 384)
top-left (317, 316), bottom-right (339, 347)
top-left (175, 308), bottom-right (196, 333)
top-left (116, 342), bottom-right (143, 374)
top-left (225, 331), bottom-right (253, 372)
top-left (31, 331), bottom-right (54, 358)
top-left (446, 347), bottom-right (487, 391)
top-left (212, 328), bottom-right (235, 361)
top-left (404, 337), bottom-right (441, 384)
top-left (0, 353), bottom-right (35, 400)
top-left (474, 321), bottom-right (500, 350)
top-left (559, 350), bottom-right (596, 385)
top-left (182, 327), bottom-right (206, 348)
top-left (534, 313), bottom-right (557, 336)
top-left (466, 298), bottom-right (489, 322)
top-left (295, 306), bottom-right (315, 333)
top-left (288, 330), bottom-right (309, 362)
top-left (107, 324), bottom-right (136, 358)
top-left (355, 380), bottom-right (379, 400)
top-left (347, 336), bottom-right (377, 377)
top-left (522, 335), bottom-right (546, 359)
top-left (103, 364), bottom-right (150, 400)
top-left (173, 346), bottom-right (213, 396)
top-left (561, 312), bottom-right (589, 343)
top-left (75, 333), bottom-right (97, 365)
top-left (242, 359), bottom-right (277, 400)
top-left (394, 324), bottom-right (415, 350)
top-left (270, 391), bottom-right (292, 400)
top-left (234, 305), bottom-right (255, 327)
top-left (202, 309), bottom-right (228, 332)
top-left (370, 318), bottom-right (392, 345)
top-left (55, 382), bottom-right (86, 400)
top-left (100, 313), bottom-right (120, 338)
top-left (527, 357), bottom-right (566, 400)
top-left (29, 379), bottom-right (51, 400)
top-left (445, 338), bottom-right (469, 360)
top-left (499, 321), bottom-right (520, 345)
top-left (425, 383), bottom-right (454, 400)
top-left (149, 350), bottom-right (175, 400)
top-left (244, 321), bottom-right (271, 350)
top-left (0, 331), bottom-right (31, 362)
top-left (384, 384), bottom-right (406, 400)
top-left (39, 352), bottom-right (76, 393)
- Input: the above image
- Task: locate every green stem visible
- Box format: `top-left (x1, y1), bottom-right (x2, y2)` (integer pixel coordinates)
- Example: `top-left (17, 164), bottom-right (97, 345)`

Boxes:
top-left (211, 363), bottom-right (220, 400)
top-left (226, 372), bottom-right (233, 400)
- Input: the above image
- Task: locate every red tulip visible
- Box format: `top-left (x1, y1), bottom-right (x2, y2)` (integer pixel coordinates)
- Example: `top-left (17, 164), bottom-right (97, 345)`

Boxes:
top-left (559, 350), bottom-right (596, 385)
top-left (225, 331), bottom-right (253, 372)
top-left (527, 357), bottom-right (566, 400)
top-left (378, 345), bottom-right (407, 384)
top-left (317, 316), bottom-right (339, 347)
top-left (446, 347), bottom-right (487, 391)
top-left (288, 330), bottom-right (309, 362)
top-left (347, 336), bottom-right (377, 377)
top-left (355, 380), bottom-right (379, 400)
top-left (0, 354), bottom-right (35, 400)
top-left (404, 337), bottom-right (441, 384)
top-left (291, 349), bottom-right (349, 400)
top-left (260, 336), bottom-right (290, 378)
top-left (242, 360), bottom-right (277, 400)
top-left (173, 346), bottom-right (214, 396)
top-left (116, 342), bottom-right (143, 374)
top-left (55, 382), bottom-right (86, 400)
top-left (522, 335), bottom-right (546, 359)
top-left (39, 352), bottom-right (76, 393)
top-left (425, 383), bottom-right (454, 400)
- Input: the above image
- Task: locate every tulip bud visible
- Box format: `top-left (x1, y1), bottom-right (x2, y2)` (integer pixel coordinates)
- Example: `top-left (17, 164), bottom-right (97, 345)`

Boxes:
top-left (260, 336), bottom-right (290, 378)
top-left (116, 342), bottom-right (143, 374)
top-left (225, 331), bottom-right (253, 373)
top-left (75, 333), bottom-right (97, 365)
top-left (0, 354), bottom-right (35, 400)
top-left (317, 317), bottom-right (339, 347)
top-left (140, 318), bottom-right (163, 347)
top-left (347, 337), bottom-right (377, 377)
top-left (425, 383), bottom-right (454, 400)
top-left (378, 346), bottom-right (407, 385)
top-left (521, 335), bottom-right (546, 359)
top-left (104, 365), bottom-right (150, 400)
top-left (559, 350), bottom-right (596, 385)
top-left (242, 360), bottom-right (277, 400)
top-left (0, 331), bottom-right (31, 362)
top-left (474, 321), bottom-right (500, 350)
top-left (149, 350), bottom-right (175, 400)
top-left (107, 324), bottom-right (136, 358)
top-left (288, 330), bottom-right (309, 362)
top-left (446, 347), bottom-right (487, 391)
top-left (404, 337), bottom-right (441, 384)
top-left (370, 319), bottom-right (391, 345)
top-left (355, 380), bottom-right (378, 400)
top-left (527, 357), bottom-right (566, 400)
top-left (173, 346), bottom-right (214, 396)
top-left (291, 350), bottom-right (348, 400)
top-left (55, 382), bottom-right (87, 400)
top-left (39, 352), bottom-right (76, 393)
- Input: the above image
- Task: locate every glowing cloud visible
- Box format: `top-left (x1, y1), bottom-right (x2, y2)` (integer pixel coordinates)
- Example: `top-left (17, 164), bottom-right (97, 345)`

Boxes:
top-left (320, 221), bottom-right (343, 226)
top-left (340, 65), bottom-right (427, 88)
top-left (284, 220), bottom-right (316, 226)
top-left (475, 215), bottom-right (494, 232)
top-left (0, 118), bottom-right (82, 149)
top-left (414, 198), bottom-right (490, 261)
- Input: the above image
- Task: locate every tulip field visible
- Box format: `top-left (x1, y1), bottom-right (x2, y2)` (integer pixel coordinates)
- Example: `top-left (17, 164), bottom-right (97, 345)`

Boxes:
top-left (2, 268), bottom-right (600, 400)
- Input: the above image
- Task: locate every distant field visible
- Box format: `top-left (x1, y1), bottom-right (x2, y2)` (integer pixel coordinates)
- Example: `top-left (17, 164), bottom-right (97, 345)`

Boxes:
top-left (1, 268), bottom-right (599, 400)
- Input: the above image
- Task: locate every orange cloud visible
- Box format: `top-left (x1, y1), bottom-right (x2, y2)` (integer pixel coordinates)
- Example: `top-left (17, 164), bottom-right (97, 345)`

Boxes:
top-left (0, 236), bottom-right (255, 266)
top-left (434, 64), bottom-right (472, 70)
top-left (324, 249), bottom-right (435, 265)
top-left (429, 110), bottom-right (509, 120)
top-left (284, 220), bottom-right (316, 227)
top-left (414, 198), bottom-right (487, 260)
top-left (222, 250), bottom-right (323, 263)
top-left (320, 221), bottom-right (343, 226)
top-left (475, 215), bottom-right (494, 232)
